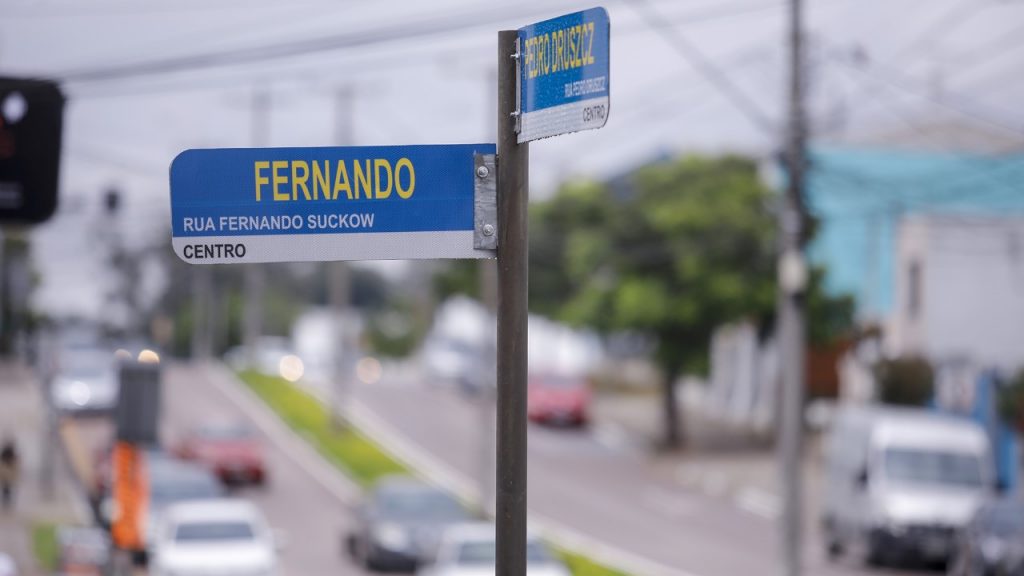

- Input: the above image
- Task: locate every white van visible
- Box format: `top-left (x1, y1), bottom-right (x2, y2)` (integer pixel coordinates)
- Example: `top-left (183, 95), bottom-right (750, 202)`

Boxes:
top-left (822, 406), bottom-right (994, 565)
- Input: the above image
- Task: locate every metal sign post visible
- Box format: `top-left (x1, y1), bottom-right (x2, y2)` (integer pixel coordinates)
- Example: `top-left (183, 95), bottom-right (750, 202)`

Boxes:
top-left (496, 30), bottom-right (529, 576)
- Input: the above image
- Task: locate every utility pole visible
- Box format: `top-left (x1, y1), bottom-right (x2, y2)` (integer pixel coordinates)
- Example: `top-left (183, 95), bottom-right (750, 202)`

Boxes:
top-left (244, 88), bottom-right (270, 367)
top-left (779, 0), bottom-right (808, 575)
top-left (329, 85), bottom-right (354, 428)
top-left (496, 30), bottom-right (529, 576)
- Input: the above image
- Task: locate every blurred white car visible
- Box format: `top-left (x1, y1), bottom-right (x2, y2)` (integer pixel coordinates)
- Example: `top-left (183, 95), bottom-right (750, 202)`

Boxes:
top-left (224, 337), bottom-right (296, 376)
top-left (0, 552), bottom-right (16, 576)
top-left (417, 523), bottom-right (569, 576)
top-left (150, 499), bottom-right (279, 576)
top-left (50, 349), bottom-right (119, 415)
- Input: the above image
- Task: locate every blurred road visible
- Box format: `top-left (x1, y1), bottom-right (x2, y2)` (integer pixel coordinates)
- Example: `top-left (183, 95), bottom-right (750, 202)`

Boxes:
top-left (63, 363), bottom-right (371, 576)
top-left (56, 362), bottom-right (935, 576)
top-left (342, 375), bottom-right (932, 576)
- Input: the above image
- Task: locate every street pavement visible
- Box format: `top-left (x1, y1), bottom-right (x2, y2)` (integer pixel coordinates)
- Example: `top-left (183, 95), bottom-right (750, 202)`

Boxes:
top-left (61, 362), bottom-right (372, 576)
top-left (0, 362), bottom-right (89, 576)
top-left (54, 359), bottom-right (936, 576)
top-left (327, 368), bottom-right (933, 576)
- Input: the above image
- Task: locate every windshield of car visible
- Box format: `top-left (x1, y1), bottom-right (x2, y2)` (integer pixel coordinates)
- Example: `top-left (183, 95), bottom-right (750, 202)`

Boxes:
top-left (376, 489), bottom-right (465, 521)
top-left (196, 424), bottom-right (253, 441)
top-left (455, 540), bottom-right (552, 565)
top-left (150, 470), bottom-right (222, 505)
top-left (174, 521), bottom-right (255, 543)
top-left (884, 448), bottom-right (984, 487)
top-left (63, 353), bottom-right (112, 379)
top-left (984, 503), bottom-right (1024, 536)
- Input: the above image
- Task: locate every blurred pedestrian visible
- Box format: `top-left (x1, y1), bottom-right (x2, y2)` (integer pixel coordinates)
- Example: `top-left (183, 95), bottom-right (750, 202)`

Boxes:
top-left (0, 436), bottom-right (19, 511)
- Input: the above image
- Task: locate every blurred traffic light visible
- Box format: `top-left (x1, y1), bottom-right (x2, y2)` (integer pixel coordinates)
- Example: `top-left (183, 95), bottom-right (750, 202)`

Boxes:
top-left (0, 77), bottom-right (64, 224)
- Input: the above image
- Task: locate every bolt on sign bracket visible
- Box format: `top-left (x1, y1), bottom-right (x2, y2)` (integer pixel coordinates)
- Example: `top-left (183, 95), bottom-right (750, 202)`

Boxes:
top-left (474, 153), bottom-right (498, 250)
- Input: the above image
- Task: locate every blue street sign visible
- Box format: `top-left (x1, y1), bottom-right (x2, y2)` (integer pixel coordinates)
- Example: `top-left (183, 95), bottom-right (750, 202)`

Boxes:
top-left (518, 7), bottom-right (610, 143)
top-left (169, 143), bottom-right (496, 264)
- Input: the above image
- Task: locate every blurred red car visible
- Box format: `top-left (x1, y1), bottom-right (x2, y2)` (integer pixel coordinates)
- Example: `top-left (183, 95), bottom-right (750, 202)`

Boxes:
top-left (174, 423), bottom-right (266, 486)
top-left (527, 373), bottom-right (591, 427)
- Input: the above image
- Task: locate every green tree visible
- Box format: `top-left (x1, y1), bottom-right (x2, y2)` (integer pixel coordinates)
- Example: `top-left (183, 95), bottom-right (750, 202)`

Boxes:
top-left (534, 156), bottom-right (779, 448)
top-left (436, 154), bottom-right (855, 448)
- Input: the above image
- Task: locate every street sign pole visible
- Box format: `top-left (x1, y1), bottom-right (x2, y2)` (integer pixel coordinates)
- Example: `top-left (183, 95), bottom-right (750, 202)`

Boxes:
top-left (496, 29), bottom-right (529, 576)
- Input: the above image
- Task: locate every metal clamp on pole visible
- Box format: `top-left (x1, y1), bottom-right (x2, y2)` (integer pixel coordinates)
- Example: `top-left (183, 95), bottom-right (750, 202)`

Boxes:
top-left (512, 37), bottom-right (522, 134)
top-left (474, 154), bottom-right (498, 251)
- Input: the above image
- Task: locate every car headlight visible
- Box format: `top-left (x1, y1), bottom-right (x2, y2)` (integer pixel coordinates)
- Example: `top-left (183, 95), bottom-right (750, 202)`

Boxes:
top-left (981, 536), bottom-right (1005, 563)
top-left (69, 381), bottom-right (91, 406)
top-left (374, 524), bottom-right (410, 550)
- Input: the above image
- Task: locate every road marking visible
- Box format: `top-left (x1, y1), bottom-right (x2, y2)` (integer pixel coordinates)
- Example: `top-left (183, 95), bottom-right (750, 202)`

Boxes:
top-left (734, 487), bottom-right (780, 520)
top-left (199, 363), bottom-right (361, 505)
top-left (642, 487), bottom-right (699, 518)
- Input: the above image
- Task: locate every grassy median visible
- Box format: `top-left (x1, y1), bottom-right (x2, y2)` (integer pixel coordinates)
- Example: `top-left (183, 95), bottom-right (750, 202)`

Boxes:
top-left (236, 370), bottom-right (628, 576)
top-left (238, 370), bottom-right (408, 486)
top-left (31, 522), bottom-right (58, 571)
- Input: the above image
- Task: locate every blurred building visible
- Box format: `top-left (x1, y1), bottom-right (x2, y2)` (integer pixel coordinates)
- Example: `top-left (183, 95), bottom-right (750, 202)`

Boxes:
top-left (890, 214), bottom-right (1024, 372)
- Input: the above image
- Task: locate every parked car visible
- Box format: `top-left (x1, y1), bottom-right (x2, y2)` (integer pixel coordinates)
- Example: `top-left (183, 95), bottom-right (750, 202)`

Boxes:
top-left (421, 337), bottom-right (484, 390)
top-left (348, 477), bottom-right (471, 571)
top-left (99, 453), bottom-right (223, 562)
top-left (150, 499), bottom-right (279, 576)
top-left (949, 498), bottom-right (1024, 576)
top-left (417, 523), bottom-right (570, 576)
top-left (822, 406), bottom-right (994, 566)
top-left (527, 373), bottom-right (591, 427)
top-left (174, 422), bottom-right (267, 486)
top-left (50, 349), bottom-right (119, 416)
top-left (142, 458), bottom-right (226, 558)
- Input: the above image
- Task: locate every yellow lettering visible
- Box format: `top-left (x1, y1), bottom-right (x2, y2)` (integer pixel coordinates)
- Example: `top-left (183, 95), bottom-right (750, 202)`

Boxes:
top-left (254, 161), bottom-right (269, 201)
top-left (272, 160), bottom-right (289, 201)
top-left (587, 22), bottom-right (595, 65)
top-left (333, 160), bottom-right (351, 200)
top-left (312, 161), bottom-right (330, 200)
top-left (354, 159), bottom-right (372, 199)
top-left (395, 158), bottom-right (415, 199)
top-left (374, 159), bottom-right (393, 199)
top-left (291, 161), bottom-right (311, 200)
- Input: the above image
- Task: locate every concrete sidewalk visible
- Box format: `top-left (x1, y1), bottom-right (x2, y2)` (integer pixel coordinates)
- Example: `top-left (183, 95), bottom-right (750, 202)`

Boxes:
top-left (0, 361), bottom-right (89, 576)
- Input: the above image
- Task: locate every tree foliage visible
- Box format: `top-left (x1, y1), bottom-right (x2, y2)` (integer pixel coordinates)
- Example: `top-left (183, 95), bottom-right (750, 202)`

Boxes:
top-left (874, 356), bottom-right (934, 406)
top-left (531, 155), bottom-right (780, 376)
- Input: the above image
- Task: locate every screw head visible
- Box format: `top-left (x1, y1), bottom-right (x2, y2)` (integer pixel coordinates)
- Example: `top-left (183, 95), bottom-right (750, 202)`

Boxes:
top-left (482, 224), bottom-right (495, 237)
top-left (476, 165), bottom-right (490, 179)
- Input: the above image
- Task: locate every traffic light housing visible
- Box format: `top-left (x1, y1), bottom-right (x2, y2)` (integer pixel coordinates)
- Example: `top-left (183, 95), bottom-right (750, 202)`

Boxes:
top-left (0, 77), bottom-right (64, 224)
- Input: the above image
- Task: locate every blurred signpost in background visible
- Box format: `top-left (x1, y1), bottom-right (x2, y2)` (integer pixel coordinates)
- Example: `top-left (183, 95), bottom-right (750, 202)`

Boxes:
top-left (110, 359), bottom-right (161, 571)
top-left (167, 9), bottom-right (608, 574)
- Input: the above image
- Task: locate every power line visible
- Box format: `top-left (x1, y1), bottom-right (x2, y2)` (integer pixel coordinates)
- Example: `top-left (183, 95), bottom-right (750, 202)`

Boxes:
top-left (827, 49), bottom-right (1024, 139)
top-left (55, 1), bottom-right (574, 83)
top-left (887, 0), bottom-right (984, 62)
top-left (64, 0), bottom-right (797, 99)
top-left (621, 0), bottom-right (778, 136)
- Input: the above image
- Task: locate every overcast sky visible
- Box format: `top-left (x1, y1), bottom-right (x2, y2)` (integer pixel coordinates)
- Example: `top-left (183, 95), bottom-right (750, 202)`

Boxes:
top-left (3, 0), bottom-right (1022, 318)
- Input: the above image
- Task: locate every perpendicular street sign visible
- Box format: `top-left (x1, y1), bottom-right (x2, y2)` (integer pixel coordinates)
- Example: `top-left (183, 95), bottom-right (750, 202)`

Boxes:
top-left (169, 143), bottom-right (496, 264)
top-left (517, 7), bottom-right (610, 143)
